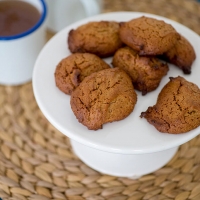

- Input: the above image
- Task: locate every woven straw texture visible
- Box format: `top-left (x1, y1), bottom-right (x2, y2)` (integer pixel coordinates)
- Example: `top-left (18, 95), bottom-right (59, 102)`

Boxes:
top-left (0, 0), bottom-right (200, 199)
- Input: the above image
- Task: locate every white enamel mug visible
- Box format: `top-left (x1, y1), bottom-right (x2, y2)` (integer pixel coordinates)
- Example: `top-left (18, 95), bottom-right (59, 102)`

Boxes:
top-left (0, 0), bottom-right (47, 85)
top-left (46, 0), bottom-right (102, 33)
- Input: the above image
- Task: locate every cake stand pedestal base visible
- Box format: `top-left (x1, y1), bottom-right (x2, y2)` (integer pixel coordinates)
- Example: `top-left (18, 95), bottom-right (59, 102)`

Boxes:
top-left (70, 140), bottom-right (178, 178)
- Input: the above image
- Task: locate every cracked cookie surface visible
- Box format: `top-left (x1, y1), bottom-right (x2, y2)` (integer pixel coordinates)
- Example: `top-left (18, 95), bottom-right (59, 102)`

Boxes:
top-left (68, 21), bottom-right (123, 58)
top-left (161, 34), bottom-right (196, 74)
top-left (70, 68), bottom-right (137, 130)
top-left (55, 53), bottom-right (110, 95)
top-left (112, 46), bottom-right (169, 95)
top-left (140, 76), bottom-right (200, 134)
top-left (119, 16), bottom-right (180, 55)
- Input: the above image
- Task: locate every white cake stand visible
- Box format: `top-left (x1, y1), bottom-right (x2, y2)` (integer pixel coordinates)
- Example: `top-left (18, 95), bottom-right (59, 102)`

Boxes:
top-left (33, 12), bottom-right (200, 178)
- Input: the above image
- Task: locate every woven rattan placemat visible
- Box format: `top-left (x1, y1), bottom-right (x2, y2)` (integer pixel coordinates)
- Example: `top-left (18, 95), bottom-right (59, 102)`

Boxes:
top-left (0, 0), bottom-right (200, 199)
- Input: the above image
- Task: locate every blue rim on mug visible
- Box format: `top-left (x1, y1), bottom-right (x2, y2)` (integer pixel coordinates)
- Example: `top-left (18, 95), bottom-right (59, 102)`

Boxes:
top-left (0, 0), bottom-right (47, 40)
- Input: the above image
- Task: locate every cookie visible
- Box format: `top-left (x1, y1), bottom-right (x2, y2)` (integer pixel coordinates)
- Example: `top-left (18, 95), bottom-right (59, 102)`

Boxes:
top-left (140, 76), bottom-right (200, 134)
top-left (119, 16), bottom-right (180, 55)
top-left (55, 53), bottom-right (110, 95)
top-left (70, 68), bottom-right (137, 130)
top-left (161, 34), bottom-right (196, 74)
top-left (68, 21), bottom-right (123, 58)
top-left (112, 46), bottom-right (169, 95)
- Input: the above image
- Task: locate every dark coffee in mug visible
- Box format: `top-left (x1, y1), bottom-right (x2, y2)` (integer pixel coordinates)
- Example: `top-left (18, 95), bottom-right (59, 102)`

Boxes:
top-left (0, 0), bottom-right (40, 37)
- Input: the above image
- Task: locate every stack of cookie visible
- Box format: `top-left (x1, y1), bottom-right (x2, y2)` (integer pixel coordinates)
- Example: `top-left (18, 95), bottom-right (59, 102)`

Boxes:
top-left (55, 20), bottom-right (138, 130)
top-left (54, 16), bottom-right (200, 134)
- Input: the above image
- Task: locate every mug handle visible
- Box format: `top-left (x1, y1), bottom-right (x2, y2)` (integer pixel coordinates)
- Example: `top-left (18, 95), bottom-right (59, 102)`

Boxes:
top-left (79, 0), bottom-right (102, 17)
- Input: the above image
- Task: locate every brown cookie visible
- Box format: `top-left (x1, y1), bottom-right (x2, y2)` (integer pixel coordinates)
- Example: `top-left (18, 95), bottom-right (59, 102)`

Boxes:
top-left (70, 68), bottom-right (137, 130)
top-left (112, 46), bottom-right (169, 95)
top-left (68, 21), bottom-right (123, 58)
top-left (55, 53), bottom-right (110, 95)
top-left (161, 34), bottom-right (196, 74)
top-left (119, 16), bottom-right (180, 55)
top-left (140, 76), bottom-right (200, 134)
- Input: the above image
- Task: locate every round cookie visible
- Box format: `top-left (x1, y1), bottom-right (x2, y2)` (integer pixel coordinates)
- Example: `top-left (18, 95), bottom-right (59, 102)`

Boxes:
top-left (140, 76), bottom-right (200, 134)
top-left (55, 53), bottom-right (110, 95)
top-left (68, 21), bottom-right (123, 58)
top-left (161, 34), bottom-right (196, 74)
top-left (70, 68), bottom-right (137, 130)
top-left (119, 16), bottom-right (180, 55)
top-left (112, 46), bottom-right (169, 95)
